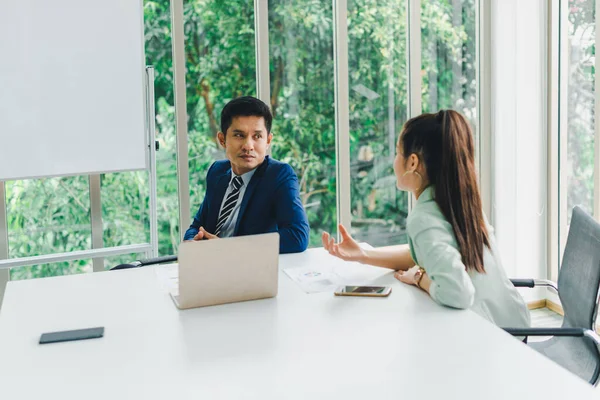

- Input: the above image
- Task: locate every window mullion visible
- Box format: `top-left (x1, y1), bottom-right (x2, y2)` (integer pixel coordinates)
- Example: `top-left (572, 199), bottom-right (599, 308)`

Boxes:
top-left (0, 182), bottom-right (8, 307)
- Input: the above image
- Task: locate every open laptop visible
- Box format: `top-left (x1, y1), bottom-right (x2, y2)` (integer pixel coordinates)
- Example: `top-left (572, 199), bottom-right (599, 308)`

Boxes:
top-left (170, 232), bottom-right (279, 310)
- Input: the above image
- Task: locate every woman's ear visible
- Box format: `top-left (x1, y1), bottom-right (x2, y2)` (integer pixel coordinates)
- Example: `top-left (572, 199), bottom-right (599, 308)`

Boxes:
top-left (408, 153), bottom-right (420, 171)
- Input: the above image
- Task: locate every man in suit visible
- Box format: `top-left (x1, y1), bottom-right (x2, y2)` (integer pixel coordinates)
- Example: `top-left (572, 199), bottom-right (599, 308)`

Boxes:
top-left (183, 96), bottom-right (310, 254)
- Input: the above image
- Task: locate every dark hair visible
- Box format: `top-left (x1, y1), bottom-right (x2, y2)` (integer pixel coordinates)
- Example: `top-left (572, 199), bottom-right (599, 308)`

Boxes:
top-left (220, 96), bottom-right (272, 136)
top-left (401, 110), bottom-right (490, 273)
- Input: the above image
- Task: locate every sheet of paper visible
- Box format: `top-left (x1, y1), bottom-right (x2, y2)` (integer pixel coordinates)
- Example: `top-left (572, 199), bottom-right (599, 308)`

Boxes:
top-left (155, 264), bottom-right (179, 296)
top-left (283, 244), bottom-right (393, 294)
top-left (283, 267), bottom-right (341, 293)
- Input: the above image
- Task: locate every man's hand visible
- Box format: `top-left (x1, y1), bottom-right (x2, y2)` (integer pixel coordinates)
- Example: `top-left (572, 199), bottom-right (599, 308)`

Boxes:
top-left (192, 229), bottom-right (204, 241)
top-left (193, 226), bottom-right (219, 241)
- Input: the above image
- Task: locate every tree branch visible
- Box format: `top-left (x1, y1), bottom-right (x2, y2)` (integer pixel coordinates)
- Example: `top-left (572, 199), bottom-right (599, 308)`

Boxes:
top-left (302, 188), bottom-right (329, 205)
top-left (271, 57), bottom-right (284, 117)
top-left (199, 78), bottom-right (219, 138)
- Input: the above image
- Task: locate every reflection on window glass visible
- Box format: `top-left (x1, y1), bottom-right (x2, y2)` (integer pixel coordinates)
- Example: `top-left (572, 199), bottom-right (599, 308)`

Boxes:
top-left (348, 0), bottom-right (409, 246)
top-left (269, 0), bottom-right (337, 246)
top-left (564, 0), bottom-right (595, 223)
top-left (421, 0), bottom-right (477, 142)
top-left (7, 177), bottom-right (92, 280)
top-left (185, 0), bottom-right (257, 242)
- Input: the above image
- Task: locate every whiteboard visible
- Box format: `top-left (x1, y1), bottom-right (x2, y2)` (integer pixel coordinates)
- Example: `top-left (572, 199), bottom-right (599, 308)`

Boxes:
top-left (0, 0), bottom-right (147, 181)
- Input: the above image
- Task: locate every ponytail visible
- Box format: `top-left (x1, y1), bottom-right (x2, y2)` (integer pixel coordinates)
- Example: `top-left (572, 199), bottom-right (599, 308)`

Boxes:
top-left (401, 110), bottom-right (490, 273)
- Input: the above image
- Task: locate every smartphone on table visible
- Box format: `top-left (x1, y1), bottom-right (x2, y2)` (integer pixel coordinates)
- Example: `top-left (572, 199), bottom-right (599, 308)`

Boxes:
top-left (334, 286), bottom-right (392, 297)
top-left (39, 327), bottom-right (104, 344)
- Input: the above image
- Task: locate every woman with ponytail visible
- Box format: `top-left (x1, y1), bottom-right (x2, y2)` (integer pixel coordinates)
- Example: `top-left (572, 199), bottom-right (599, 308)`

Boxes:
top-left (323, 110), bottom-right (529, 328)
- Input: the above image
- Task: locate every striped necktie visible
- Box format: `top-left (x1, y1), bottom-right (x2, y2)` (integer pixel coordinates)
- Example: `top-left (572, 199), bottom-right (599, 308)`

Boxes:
top-left (214, 176), bottom-right (244, 237)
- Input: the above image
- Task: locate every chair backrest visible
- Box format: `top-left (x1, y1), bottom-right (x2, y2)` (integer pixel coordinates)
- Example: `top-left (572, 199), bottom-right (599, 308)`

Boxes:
top-left (110, 263), bottom-right (141, 271)
top-left (558, 206), bottom-right (600, 329)
top-left (110, 255), bottom-right (177, 271)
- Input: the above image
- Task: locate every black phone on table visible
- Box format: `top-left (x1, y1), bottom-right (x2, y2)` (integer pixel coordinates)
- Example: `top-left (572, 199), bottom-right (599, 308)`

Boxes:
top-left (39, 327), bottom-right (104, 344)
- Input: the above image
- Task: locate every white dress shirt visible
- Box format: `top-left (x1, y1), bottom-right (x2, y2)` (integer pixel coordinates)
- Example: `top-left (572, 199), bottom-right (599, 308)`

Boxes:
top-left (216, 168), bottom-right (257, 238)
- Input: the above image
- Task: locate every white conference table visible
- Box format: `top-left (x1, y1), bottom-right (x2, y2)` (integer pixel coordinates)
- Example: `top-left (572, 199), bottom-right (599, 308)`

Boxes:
top-left (0, 248), bottom-right (596, 399)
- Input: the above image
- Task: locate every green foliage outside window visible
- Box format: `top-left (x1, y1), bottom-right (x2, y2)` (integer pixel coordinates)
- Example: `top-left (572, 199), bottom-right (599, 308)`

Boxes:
top-left (565, 0), bottom-right (596, 222)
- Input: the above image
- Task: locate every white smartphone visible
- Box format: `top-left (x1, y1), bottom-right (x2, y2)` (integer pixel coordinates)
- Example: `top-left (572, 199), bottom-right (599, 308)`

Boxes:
top-left (334, 286), bottom-right (392, 297)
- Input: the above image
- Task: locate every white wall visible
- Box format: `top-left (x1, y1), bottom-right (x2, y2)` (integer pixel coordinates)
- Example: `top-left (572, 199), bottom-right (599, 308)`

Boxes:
top-left (491, 0), bottom-right (547, 301)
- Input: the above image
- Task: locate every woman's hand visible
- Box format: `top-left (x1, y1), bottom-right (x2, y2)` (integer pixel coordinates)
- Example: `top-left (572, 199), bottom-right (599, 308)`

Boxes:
top-left (394, 265), bottom-right (421, 285)
top-left (322, 224), bottom-right (365, 262)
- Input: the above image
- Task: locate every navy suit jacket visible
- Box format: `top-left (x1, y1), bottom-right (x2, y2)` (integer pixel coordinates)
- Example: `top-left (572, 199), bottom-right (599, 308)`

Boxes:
top-left (183, 156), bottom-right (309, 253)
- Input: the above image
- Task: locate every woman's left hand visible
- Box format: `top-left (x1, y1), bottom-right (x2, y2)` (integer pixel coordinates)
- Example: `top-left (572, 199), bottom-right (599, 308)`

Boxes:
top-left (394, 265), bottom-right (421, 285)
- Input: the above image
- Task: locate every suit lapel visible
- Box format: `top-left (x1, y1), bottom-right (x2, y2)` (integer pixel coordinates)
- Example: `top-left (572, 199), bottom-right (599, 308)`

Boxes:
top-left (233, 157), bottom-right (269, 235)
top-left (209, 169), bottom-right (231, 232)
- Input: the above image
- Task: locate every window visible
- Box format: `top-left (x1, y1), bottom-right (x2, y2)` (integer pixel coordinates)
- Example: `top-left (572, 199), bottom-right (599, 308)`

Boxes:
top-left (559, 0), bottom-right (597, 257)
top-left (348, 0), bottom-right (409, 246)
top-left (269, 0), bottom-right (337, 246)
top-left (421, 0), bottom-right (477, 138)
top-left (101, 171), bottom-right (150, 267)
top-left (185, 0), bottom-right (257, 242)
top-left (7, 177), bottom-right (92, 279)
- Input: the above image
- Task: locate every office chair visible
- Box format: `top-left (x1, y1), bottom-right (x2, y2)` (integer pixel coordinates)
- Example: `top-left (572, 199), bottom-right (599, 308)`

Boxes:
top-left (110, 255), bottom-right (177, 270)
top-left (504, 206), bottom-right (600, 385)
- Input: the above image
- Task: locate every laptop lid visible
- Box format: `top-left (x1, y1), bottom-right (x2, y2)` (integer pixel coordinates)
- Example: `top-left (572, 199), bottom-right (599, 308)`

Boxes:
top-left (176, 232), bottom-right (279, 309)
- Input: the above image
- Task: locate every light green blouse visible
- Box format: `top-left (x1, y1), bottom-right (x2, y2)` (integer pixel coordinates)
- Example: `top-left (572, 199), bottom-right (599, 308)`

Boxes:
top-left (407, 186), bottom-right (530, 328)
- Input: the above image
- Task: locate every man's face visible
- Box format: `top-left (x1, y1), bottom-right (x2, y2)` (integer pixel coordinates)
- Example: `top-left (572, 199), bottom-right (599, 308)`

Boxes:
top-left (218, 116), bottom-right (272, 175)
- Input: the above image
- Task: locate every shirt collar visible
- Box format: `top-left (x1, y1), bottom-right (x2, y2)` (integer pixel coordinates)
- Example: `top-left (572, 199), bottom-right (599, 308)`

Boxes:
top-left (230, 167), bottom-right (256, 187)
top-left (417, 185), bottom-right (434, 204)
